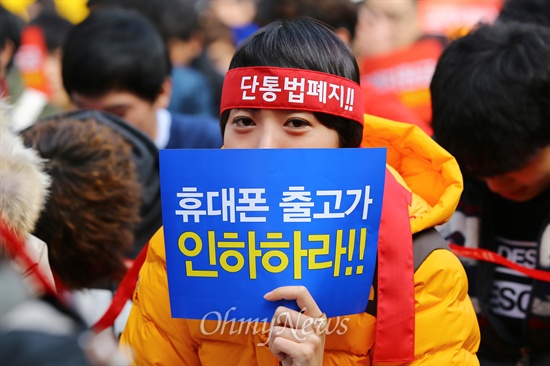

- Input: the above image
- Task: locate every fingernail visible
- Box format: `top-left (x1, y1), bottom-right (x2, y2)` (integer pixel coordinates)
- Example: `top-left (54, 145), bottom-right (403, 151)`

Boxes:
top-left (263, 291), bottom-right (272, 299)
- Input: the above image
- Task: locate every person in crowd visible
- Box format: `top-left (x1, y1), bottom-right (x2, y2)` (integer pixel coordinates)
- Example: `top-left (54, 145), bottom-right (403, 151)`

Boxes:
top-left (61, 8), bottom-right (222, 150)
top-left (86, 0), bottom-right (217, 118)
top-left (255, 0), bottom-right (432, 135)
top-left (121, 17), bottom-right (479, 365)
top-left (27, 9), bottom-right (72, 113)
top-left (357, 0), bottom-right (426, 57)
top-left (199, 0), bottom-right (259, 46)
top-left (192, 11), bottom-right (236, 116)
top-left (190, 0), bottom-right (260, 115)
top-left (21, 114), bottom-right (142, 291)
top-left (0, 4), bottom-right (61, 131)
top-left (0, 103), bottom-right (125, 366)
top-left (431, 21), bottom-right (550, 365)
top-left (0, 252), bottom-right (94, 366)
top-left (0, 4), bottom-right (23, 96)
top-left (20, 109), bottom-right (161, 336)
top-left (151, 0), bottom-right (216, 118)
top-left (0, 100), bottom-right (53, 294)
top-left (356, 0), bottom-right (448, 131)
top-left (25, 110), bottom-right (162, 260)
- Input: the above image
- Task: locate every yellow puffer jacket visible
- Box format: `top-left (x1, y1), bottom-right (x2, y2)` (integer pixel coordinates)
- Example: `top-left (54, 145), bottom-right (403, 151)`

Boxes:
top-left (121, 115), bottom-right (480, 365)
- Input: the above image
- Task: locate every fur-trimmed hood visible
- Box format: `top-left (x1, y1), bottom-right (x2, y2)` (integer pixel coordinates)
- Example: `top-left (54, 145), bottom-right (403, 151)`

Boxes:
top-left (0, 100), bottom-right (55, 294)
top-left (0, 101), bottom-right (50, 239)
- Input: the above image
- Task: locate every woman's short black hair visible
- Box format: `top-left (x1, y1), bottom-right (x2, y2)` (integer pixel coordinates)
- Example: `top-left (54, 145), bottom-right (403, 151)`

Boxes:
top-left (220, 17), bottom-right (363, 147)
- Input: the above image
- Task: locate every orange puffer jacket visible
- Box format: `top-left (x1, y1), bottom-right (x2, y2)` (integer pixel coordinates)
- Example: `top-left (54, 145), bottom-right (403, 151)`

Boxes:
top-left (121, 114), bottom-right (480, 365)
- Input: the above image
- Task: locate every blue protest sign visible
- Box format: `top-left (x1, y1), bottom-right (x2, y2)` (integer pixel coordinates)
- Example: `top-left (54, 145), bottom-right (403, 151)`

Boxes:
top-left (160, 148), bottom-right (386, 321)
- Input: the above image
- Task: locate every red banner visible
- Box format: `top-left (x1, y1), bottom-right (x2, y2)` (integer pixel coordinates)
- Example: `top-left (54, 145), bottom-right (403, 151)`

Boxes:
top-left (450, 244), bottom-right (550, 282)
top-left (221, 67), bottom-right (364, 125)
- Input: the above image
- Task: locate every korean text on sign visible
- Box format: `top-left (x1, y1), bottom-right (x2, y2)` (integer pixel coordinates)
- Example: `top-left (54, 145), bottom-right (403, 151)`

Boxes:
top-left (160, 148), bottom-right (386, 320)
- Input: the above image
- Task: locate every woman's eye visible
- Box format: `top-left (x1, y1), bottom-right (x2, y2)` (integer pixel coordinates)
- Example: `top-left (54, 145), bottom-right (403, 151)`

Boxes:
top-left (232, 117), bottom-right (255, 127)
top-left (285, 118), bottom-right (311, 128)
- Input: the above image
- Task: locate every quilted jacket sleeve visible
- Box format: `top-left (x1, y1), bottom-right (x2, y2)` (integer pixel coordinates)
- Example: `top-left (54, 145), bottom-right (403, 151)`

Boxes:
top-left (410, 249), bottom-right (480, 365)
top-left (374, 249), bottom-right (480, 365)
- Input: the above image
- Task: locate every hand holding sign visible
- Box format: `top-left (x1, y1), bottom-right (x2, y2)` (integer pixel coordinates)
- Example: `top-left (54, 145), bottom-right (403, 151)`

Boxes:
top-left (265, 286), bottom-right (325, 366)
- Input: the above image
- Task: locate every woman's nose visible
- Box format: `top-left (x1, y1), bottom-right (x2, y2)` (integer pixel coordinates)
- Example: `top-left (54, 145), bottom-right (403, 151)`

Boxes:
top-left (256, 127), bottom-right (281, 148)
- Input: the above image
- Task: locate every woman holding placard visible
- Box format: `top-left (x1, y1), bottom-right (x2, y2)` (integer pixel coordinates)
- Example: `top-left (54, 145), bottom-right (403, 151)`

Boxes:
top-left (121, 17), bottom-right (479, 365)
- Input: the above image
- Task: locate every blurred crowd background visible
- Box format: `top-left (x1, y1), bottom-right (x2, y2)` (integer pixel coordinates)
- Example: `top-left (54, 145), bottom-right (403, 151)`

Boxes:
top-left (1, 0), bottom-right (504, 136)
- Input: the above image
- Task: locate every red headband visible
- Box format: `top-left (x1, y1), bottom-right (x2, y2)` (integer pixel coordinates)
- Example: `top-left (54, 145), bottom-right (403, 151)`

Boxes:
top-left (220, 67), bottom-right (364, 125)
